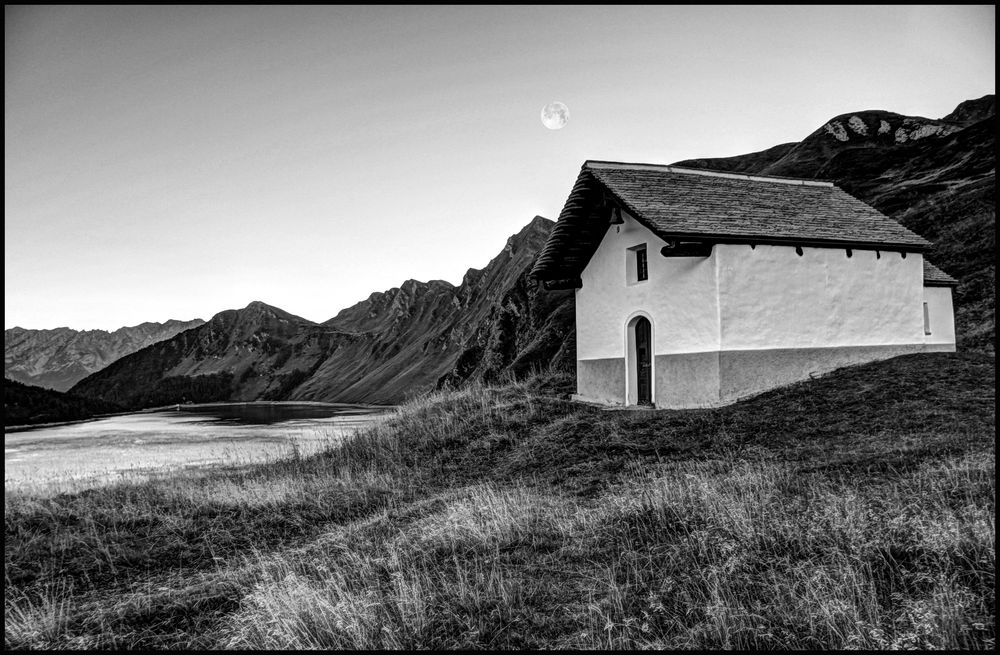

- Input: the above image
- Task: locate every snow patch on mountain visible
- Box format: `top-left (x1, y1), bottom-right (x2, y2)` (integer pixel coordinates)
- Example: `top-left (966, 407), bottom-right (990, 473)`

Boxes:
top-left (823, 121), bottom-right (849, 141)
top-left (848, 115), bottom-right (868, 135)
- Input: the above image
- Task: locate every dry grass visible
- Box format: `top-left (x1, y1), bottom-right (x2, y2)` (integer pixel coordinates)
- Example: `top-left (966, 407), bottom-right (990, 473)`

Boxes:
top-left (218, 455), bottom-right (994, 650)
top-left (5, 352), bottom-right (995, 649)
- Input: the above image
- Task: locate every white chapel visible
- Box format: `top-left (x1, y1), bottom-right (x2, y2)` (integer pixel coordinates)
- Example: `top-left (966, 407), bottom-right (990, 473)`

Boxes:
top-left (530, 161), bottom-right (957, 408)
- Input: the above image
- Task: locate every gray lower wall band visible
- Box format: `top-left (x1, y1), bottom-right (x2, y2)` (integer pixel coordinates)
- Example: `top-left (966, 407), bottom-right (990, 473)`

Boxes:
top-left (577, 343), bottom-right (955, 409)
top-left (716, 343), bottom-right (954, 403)
top-left (576, 357), bottom-right (626, 405)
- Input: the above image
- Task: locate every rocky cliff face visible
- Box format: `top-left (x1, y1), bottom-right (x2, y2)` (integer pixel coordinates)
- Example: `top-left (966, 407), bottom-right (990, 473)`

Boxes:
top-left (4, 319), bottom-right (205, 391)
top-left (675, 94), bottom-right (995, 350)
top-left (71, 217), bottom-right (575, 408)
top-left (305, 214), bottom-right (575, 401)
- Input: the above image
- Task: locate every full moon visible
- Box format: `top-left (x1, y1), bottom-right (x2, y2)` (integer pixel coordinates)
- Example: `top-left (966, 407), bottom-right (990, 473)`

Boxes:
top-left (541, 101), bottom-right (569, 130)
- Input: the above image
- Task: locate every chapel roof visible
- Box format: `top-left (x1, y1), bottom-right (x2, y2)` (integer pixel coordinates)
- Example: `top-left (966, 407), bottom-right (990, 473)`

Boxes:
top-left (531, 161), bottom-right (933, 282)
top-left (922, 260), bottom-right (958, 287)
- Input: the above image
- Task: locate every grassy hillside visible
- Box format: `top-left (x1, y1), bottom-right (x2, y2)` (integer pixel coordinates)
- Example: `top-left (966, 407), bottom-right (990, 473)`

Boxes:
top-left (5, 352), bottom-right (995, 649)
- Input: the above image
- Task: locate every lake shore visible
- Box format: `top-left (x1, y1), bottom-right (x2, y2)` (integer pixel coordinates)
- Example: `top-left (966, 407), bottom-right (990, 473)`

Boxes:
top-left (5, 399), bottom-right (396, 433)
top-left (5, 403), bottom-right (391, 489)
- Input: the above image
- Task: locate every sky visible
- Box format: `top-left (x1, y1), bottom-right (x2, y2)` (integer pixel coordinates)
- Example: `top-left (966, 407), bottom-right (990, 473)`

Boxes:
top-left (5, 5), bottom-right (995, 331)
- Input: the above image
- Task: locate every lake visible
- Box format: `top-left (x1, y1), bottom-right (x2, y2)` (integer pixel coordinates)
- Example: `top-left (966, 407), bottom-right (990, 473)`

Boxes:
top-left (4, 403), bottom-right (391, 492)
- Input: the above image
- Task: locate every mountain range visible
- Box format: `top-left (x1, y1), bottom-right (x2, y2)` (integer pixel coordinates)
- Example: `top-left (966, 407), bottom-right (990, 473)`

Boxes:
top-left (4, 320), bottom-right (205, 391)
top-left (68, 216), bottom-right (574, 408)
top-left (8, 94), bottom-right (994, 411)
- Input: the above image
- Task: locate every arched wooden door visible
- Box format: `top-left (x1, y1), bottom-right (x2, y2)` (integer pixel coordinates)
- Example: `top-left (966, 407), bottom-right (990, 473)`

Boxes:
top-left (635, 316), bottom-right (652, 405)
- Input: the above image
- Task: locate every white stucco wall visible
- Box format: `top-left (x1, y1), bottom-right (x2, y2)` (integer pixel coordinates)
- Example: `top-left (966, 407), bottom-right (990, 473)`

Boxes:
top-left (716, 245), bottom-right (927, 350)
top-left (922, 286), bottom-right (956, 346)
top-left (576, 212), bottom-right (719, 361)
top-left (575, 213), bottom-right (955, 408)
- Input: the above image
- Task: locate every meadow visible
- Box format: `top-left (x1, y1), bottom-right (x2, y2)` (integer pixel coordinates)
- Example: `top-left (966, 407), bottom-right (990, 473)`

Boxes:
top-left (4, 352), bottom-right (995, 649)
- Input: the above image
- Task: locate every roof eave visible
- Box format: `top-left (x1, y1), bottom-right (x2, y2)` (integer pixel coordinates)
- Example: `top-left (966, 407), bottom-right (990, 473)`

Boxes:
top-left (647, 231), bottom-right (929, 253)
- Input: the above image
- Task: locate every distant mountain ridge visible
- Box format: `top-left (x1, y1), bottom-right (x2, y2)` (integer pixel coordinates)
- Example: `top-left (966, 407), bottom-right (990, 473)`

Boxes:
top-left (71, 217), bottom-right (574, 408)
top-left (4, 319), bottom-right (205, 391)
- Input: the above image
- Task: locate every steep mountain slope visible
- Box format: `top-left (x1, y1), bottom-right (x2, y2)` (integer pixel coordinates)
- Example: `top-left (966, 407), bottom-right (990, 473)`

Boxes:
top-left (71, 218), bottom-right (574, 408)
top-left (69, 303), bottom-right (342, 408)
top-left (4, 319), bottom-right (205, 391)
top-left (675, 94), bottom-right (995, 349)
top-left (307, 214), bottom-right (574, 401)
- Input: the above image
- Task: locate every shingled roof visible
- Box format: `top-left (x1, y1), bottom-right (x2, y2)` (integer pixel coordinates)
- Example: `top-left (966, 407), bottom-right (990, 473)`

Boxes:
top-left (531, 161), bottom-right (932, 282)
top-left (923, 260), bottom-right (959, 287)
